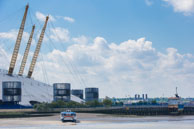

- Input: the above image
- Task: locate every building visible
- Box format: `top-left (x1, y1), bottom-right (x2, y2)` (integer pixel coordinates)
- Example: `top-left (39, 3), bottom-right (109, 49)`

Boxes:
top-left (0, 5), bottom-right (84, 106)
top-left (135, 94), bottom-right (137, 100)
top-left (0, 70), bottom-right (84, 105)
top-left (142, 94), bottom-right (145, 100)
top-left (138, 94), bottom-right (140, 99)
top-left (71, 89), bottom-right (83, 99)
top-left (145, 94), bottom-right (148, 100)
top-left (53, 83), bottom-right (71, 102)
top-left (2, 81), bottom-right (22, 104)
top-left (85, 87), bottom-right (99, 102)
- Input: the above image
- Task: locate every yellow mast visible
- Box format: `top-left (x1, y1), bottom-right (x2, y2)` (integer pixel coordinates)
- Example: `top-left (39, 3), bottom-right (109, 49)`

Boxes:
top-left (8, 4), bottom-right (29, 75)
top-left (18, 25), bottom-right (35, 76)
top-left (27, 16), bottom-right (49, 78)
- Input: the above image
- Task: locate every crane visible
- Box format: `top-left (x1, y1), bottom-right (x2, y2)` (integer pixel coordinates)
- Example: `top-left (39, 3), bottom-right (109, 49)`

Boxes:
top-left (8, 4), bottom-right (29, 75)
top-left (18, 25), bottom-right (35, 76)
top-left (27, 16), bottom-right (49, 78)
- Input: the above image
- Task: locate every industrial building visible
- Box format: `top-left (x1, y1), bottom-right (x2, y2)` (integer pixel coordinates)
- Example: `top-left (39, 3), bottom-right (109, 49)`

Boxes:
top-left (85, 88), bottom-right (99, 102)
top-left (2, 81), bottom-right (22, 104)
top-left (71, 89), bottom-right (84, 99)
top-left (134, 94), bottom-right (148, 100)
top-left (53, 83), bottom-right (71, 102)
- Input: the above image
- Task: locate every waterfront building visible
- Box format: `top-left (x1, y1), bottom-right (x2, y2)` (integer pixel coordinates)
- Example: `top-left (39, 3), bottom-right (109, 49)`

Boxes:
top-left (2, 81), bottom-right (21, 104)
top-left (53, 83), bottom-right (71, 102)
top-left (85, 88), bottom-right (99, 102)
top-left (71, 89), bottom-right (84, 99)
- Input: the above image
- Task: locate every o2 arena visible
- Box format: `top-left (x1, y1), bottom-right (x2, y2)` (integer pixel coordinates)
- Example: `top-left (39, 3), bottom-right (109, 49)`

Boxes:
top-left (0, 5), bottom-right (84, 106)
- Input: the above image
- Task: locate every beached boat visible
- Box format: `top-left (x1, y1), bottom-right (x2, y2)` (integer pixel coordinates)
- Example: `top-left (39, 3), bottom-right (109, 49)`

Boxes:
top-left (60, 110), bottom-right (77, 122)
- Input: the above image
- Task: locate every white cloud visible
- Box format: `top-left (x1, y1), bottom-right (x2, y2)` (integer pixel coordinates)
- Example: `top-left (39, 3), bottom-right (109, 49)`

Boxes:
top-left (49, 27), bottom-right (70, 43)
top-left (0, 29), bottom-right (36, 46)
top-left (36, 12), bottom-right (75, 23)
top-left (64, 17), bottom-right (75, 23)
top-left (0, 27), bottom-right (70, 53)
top-left (0, 29), bottom-right (36, 73)
top-left (145, 0), bottom-right (153, 6)
top-left (0, 29), bottom-right (34, 44)
top-left (0, 29), bottom-right (18, 40)
top-left (35, 11), bottom-right (56, 22)
top-left (31, 37), bottom-right (194, 98)
top-left (0, 45), bottom-right (10, 69)
top-left (163, 0), bottom-right (194, 15)
top-left (1, 35), bottom-right (194, 98)
top-left (72, 35), bottom-right (88, 44)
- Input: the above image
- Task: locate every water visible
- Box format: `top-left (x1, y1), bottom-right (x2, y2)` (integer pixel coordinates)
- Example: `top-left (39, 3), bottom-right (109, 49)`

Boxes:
top-left (2, 121), bottom-right (194, 129)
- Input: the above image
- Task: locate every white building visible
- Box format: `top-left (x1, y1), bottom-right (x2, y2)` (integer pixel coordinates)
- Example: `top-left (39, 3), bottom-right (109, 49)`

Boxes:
top-left (0, 69), bottom-right (84, 106)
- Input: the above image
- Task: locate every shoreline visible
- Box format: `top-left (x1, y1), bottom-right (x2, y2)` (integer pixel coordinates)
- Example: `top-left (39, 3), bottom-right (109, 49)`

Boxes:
top-left (0, 113), bottom-right (194, 128)
top-left (1, 111), bottom-right (194, 119)
top-left (1, 108), bottom-right (194, 118)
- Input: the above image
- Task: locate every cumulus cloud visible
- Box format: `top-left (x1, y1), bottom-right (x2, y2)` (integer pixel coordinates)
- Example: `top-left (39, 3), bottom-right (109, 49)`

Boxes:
top-left (64, 17), bottom-right (75, 23)
top-left (31, 37), bottom-right (194, 98)
top-left (0, 30), bottom-right (18, 40)
top-left (36, 12), bottom-right (75, 23)
top-left (1, 36), bottom-right (194, 98)
top-left (163, 0), bottom-right (194, 15)
top-left (0, 29), bottom-right (30, 42)
top-left (35, 11), bottom-right (56, 22)
top-left (0, 45), bottom-right (10, 69)
top-left (72, 35), bottom-right (88, 44)
top-left (0, 29), bottom-right (37, 46)
top-left (0, 29), bottom-right (38, 47)
top-left (49, 27), bottom-right (70, 43)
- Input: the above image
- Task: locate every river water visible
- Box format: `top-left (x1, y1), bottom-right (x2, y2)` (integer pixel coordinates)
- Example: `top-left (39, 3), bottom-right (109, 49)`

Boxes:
top-left (0, 114), bottom-right (194, 129)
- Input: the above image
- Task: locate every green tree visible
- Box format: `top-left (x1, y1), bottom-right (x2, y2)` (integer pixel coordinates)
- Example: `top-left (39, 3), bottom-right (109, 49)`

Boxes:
top-left (103, 99), bottom-right (112, 107)
top-left (85, 100), bottom-right (103, 107)
top-left (151, 100), bottom-right (157, 105)
top-left (34, 103), bottom-right (52, 112)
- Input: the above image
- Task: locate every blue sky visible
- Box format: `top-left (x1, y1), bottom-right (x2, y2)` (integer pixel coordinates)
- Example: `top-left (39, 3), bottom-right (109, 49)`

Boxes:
top-left (1, 0), bottom-right (194, 54)
top-left (0, 0), bottom-right (194, 98)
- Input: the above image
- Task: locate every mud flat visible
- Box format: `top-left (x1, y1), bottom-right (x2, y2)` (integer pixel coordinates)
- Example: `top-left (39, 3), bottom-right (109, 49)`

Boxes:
top-left (0, 113), bottom-right (194, 129)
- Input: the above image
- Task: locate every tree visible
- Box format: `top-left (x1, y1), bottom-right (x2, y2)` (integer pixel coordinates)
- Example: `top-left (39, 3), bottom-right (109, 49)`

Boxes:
top-left (151, 100), bottom-right (157, 105)
top-left (85, 100), bottom-right (103, 107)
top-left (103, 98), bottom-right (112, 107)
top-left (34, 103), bottom-right (52, 112)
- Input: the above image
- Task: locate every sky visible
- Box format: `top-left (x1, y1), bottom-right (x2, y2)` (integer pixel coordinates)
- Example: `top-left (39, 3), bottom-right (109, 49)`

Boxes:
top-left (0, 0), bottom-right (194, 98)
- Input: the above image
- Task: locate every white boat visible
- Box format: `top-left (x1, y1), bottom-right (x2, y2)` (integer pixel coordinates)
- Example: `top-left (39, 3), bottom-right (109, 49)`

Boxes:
top-left (60, 110), bottom-right (77, 122)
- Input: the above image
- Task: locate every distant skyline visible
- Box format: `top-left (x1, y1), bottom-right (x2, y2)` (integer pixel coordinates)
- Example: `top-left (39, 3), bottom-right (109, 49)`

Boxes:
top-left (0, 0), bottom-right (194, 98)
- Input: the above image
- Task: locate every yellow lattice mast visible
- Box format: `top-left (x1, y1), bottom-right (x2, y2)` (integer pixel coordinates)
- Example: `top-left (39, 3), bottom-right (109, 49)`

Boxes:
top-left (18, 25), bottom-right (35, 76)
top-left (8, 4), bottom-right (29, 75)
top-left (27, 16), bottom-right (49, 78)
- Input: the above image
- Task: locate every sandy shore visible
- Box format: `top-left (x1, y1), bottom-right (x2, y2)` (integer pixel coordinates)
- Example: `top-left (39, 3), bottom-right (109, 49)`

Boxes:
top-left (0, 113), bottom-right (194, 128)
top-left (0, 113), bottom-right (108, 127)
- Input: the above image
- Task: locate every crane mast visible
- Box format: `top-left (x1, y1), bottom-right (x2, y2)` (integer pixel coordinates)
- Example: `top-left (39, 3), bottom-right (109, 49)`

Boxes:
top-left (8, 4), bottom-right (29, 75)
top-left (27, 16), bottom-right (49, 78)
top-left (18, 25), bottom-right (35, 76)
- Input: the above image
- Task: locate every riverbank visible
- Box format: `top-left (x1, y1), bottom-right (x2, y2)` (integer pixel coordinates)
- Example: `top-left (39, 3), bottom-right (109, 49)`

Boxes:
top-left (0, 113), bottom-right (194, 129)
top-left (0, 109), bottom-right (54, 118)
top-left (1, 105), bottom-right (194, 118)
